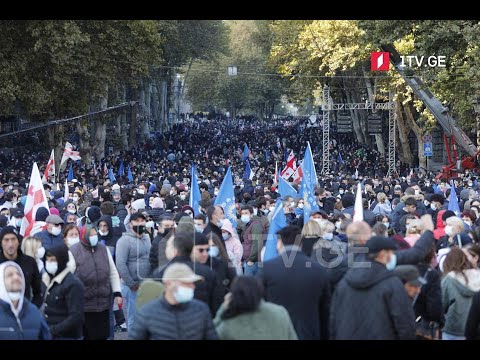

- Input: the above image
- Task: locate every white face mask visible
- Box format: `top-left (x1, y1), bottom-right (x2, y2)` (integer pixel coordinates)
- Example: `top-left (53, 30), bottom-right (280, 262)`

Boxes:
top-left (15, 218), bottom-right (22, 227)
top-left (89, 236), bottom-right (98, 247)
top-left (323, 232), bottom-right (334, 241)
top-left (45, 261), bottom-right (58, 275)
top-left (464, 220), bottom-right (473, 226)
top-left (174, 285), bottom-right (194, 303)
top-left (36, 247), bottom-right (46, 259)
top-left (335, 222), bottom-right (341, 230)
top-left (241, 215), bottom-right (251, 223)
top-left (72, 197), bottom-right (79, 203)
top-left (194, 224), bottom-right (204, 233)
top-left (50, 226), bottom-right (62, 236)
top-left (208, 246), bottom-right (219, 257)
top-left (67, 237), bottom-right (80, 246)
top-left (179, 194), bottom-right (186, 201)
top-left (7, 292), bottom-right (22, 302)
top-left (214, 191), bottom-right (219, 196)
top-left (445, 225), bottom-right (454, 237)
top-left (384, 222), bottom-right (390, 229)
top-left (146, 220), bottom-right (155, 228)
top-left (430, 203), bottom-right (437, 211)
top-left (98, 230), bottom-right (109, 236)
top-left (217, 219), bottom-right (224, 228)
top-left (67, 209), bottom-right (76, 214)
top-left (253, 208), bottom-right (258, 216)
top-left (222, 233), bottom-right (230, 241)
top-left (298, 203), bottom-right (304, 209)
top-left (290, 201), bottom-right (295, 208)
top-left (137, 189), bottom-right (145, 195)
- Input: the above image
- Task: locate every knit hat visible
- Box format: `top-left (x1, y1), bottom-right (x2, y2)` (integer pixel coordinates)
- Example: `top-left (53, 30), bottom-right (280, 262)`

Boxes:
top-left (49, 208), bottom-right (60, 217)
top-left (0, 226), bottom-right (20, 241)
top-left (87, 206), bottom-right (102, 224)
top-left (35, 207), bottom-right (50, 222)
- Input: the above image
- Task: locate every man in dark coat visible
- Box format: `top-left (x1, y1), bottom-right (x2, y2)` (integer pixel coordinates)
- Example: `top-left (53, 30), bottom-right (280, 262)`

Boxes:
top-left (203, 206), bottom-right (224, 241)
top-left (149, 214), bottom-right (175, 274)
top-left (156, 231), bottom-right (221, 316)
top-left (330, 236), bottom-right (416, 340)
top-left (0, 226), bottom-right (42, 307)
top-left (259, 225), bottom-right (331, 340)
top-left (35, 215), bottom-right (65, 252)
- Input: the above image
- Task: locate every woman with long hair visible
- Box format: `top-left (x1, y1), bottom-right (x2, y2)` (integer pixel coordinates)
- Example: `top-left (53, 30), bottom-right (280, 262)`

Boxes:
top-left (214, 276), bottom-right (297, 340)
top-left (441, 248), bottom-right (480, 340)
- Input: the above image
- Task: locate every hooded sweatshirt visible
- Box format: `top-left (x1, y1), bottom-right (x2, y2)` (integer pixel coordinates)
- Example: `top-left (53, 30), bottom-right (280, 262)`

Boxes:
top-left (442, 269), bottom-right (480, 336)
top-left (221, 219), bottom-right (243, 275)
top-left (433, 210), bottom-right (447, 240)
top-left (0, 261), bottom-right (51, 340)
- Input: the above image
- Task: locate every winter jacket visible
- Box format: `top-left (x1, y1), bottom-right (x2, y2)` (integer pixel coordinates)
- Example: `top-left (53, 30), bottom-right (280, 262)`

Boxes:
top-left (436, 233), bottom-right (472, 251)
top-left (441, 269), bottom-right (480, 336)
top-left (260, 248), bottom-right (331, 340)
top-left (373, 202), bottom-right (392, 216)
top-left (0, 250), bottom-right (43, 307)
top-left (414, 264), bottom-right (443, 325)
top-left (433, 210), bottom-right (446, 240)
top-left (97, 215), bottom-right (124, 259)
top-left (465, 291), bottom-right (480, 340)
top-left (241, 220), bottom-right (264, 263)
top-left (214, 301), bottom-right (298, 340)
top-left (208, 256), bottom-right (236, 311)
top-left (36, 229), bottom-right (64, 252)
top-left (221, 220), bottom-right (243, 274)
top-left (149, 230), bottom-right (171, 274)
top-left (115, 230), bottom-right (151, 289)
top-left (129, 298), bottom-right (218, 340)
top-left (0, 261), bottom-right (51, 340)
top-left (330, 261), bottom-right (416, 340)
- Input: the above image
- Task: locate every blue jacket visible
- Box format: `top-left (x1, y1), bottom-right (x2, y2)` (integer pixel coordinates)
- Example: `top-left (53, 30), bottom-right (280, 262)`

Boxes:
top-left (36, 230), bottom-right (64, 252)
top-left (0, 299), bottom-right (51, 340)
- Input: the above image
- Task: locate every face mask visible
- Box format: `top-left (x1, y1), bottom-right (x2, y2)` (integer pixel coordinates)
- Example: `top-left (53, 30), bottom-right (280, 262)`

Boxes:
top-left (217, 219), bottom-right (224, 228)
top-left (137, 189), bottom-right (145, 195)
top-left (15, 219), bottom-right (22, 227)
top-left (146, 220), bottom-right (155, 228)
top-left (67, 237), bottom-right (80, 246)
top-left (222, 233), bottom-right (230, 241)
top-left (36, 247), bottom-right (46, 259)
top-left (269, 206), bottom-right (275, 213)
top-left (68, 209), bottom-right (76, 214)
top-left (424, 200), bottom-right (430, 207)
top-left (445, 225), bottom-right (454, 236)
top-left (430, 203), bottom-right (437, 211)
top-left (240, 184), bottom-right (244, 189)
top-left (386, 253), bottom-right (397, 271)
top-left (335, 222), bottom-right (341, 230)
top-left (253, 208), bottom-right (258, 216)
top-left (134, 225), bottom-right (146, 235)
top-left (179, 194), bottom-right (186, 201)
top-left (174, 285), bottom-right (194, 303)
top-left (323, 232), bottom-right (334, 241)
top-left (194, 224), bottom-right (203, 233)
top-left (290, 201), bottom-right (295, 208)
top-left (184, 186), bottom-right (189, 191)
top-left (72, 197), bottom-right (79, 203)
top-left (50, 226), bottom-right (62, 236)
top-left (214, 191), bottom-right (219, 196)
top-left (464, 220), bottom-right (472, 227)
top-left (208, 246), bottom-right (220, 257)
top-left (262, 209), bottom-right (269, 215)
top-left (45, 261), bottom-right (58, 275)
top-left (99, 230), bottom-right (109, 236)
top-left (7, 292), bottom-right (22, 302)
top-left (469, 183), bottom-right (473, 187)
top-left (339, 190), bottom-right (344, 195)
top-left (384, 222), bottom-right (390, 229)
top-left (89, 236), bottom-right (99, 247)
top-left (313, 219), bottom-right (322, 225)
top-left (241, 215), bottom-right (251, 223)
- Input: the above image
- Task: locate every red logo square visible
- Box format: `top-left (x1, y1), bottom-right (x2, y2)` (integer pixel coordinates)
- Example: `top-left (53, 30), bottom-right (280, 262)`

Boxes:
top-left (371, 52), bottom-right (390, 71)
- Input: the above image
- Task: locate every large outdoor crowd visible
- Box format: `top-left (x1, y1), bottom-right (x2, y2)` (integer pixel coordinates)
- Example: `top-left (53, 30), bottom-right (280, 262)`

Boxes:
top-left (1, 117), bottom-right (479, 340)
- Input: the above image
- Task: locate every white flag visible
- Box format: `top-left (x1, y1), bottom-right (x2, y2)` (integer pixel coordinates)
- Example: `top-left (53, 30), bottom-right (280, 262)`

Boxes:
top-left (353, 183), bottom-right (364, 223)
top-left (64, 179), bottom-right (69, 201)
top-left (20, 163), bottom-right (50, 236)
top-left (60, 142), bottom-right (81, 168)
top-left (42, 149), bottom-right (55, 183)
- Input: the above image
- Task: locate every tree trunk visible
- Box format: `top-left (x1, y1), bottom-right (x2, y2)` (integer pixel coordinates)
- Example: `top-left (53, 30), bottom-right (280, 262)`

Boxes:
top-left (402, 93), bottom-right (426, 172)
top-left (129, 86), bottom-right (138, 148)
top-left (345, 90), bottom-right (364, 143)
top-left (152, 82), bottom-right (160, 133)
top-left (76, 120), bottom-right (92, 165)
top-left (395, 96), bottom-right (414, 165)
top-left (92, 85), bottom-right (108, 160)
top-left (115, 84), bottom-right (129, 150)
top-left (364, 74), bottom-right (386, 155)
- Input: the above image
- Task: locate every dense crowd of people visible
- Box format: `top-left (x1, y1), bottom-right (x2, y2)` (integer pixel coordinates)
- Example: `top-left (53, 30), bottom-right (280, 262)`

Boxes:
top-left (1, 117), bottom-right (480, 340)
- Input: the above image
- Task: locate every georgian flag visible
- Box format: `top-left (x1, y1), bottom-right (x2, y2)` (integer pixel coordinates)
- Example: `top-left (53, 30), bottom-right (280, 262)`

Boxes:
top-left (60, 142), bottom-right (81, 168)
top-left (281, 150), bottom-right (297, 180)
top-left (42, 149), bottom-right (55, 183)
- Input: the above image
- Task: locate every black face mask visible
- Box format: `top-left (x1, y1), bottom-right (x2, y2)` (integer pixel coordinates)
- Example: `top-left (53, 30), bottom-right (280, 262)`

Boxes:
top-left (134, 225), bottom-right (146, 235)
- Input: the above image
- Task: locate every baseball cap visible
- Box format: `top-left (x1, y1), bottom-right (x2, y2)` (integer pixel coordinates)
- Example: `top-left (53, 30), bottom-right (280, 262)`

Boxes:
top-left (45, 215), bottom-right (65, 225)
top-left (162, 263), bottom-right (204, 283)
top-left (366, 236), bottom-right (397, 253)
top-left (393, 265), bottom-right (427, 287)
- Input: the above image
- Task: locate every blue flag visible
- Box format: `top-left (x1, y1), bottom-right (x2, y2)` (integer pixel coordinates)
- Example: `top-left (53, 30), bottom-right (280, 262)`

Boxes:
top-left (301, 142), bottom-right (319, 225)
top-left (150, 162), bottom-right (155, 172)
top-left (242, 144), bottom-right (250, 162)
top-left (278, 176), bottom-right (298, 199)
top-left (118, 160), bottom-right (125, 177)
top-left (243, 160), bottom-right (253, 180)
top-left (189, 164), bottom-right (201, 215)
top-left (448, 180), bottom-right (461, 216)
top-left (127, 166), bottom-right (134, 182)
top-left (108, 168), bottom-right (116, 183)
top-left (67, 163), bottom-right (74, 182)
top-left (265, 150), bottom-right (269, 162)
top-left (263, 199), bottom-right (287, 262)
top-left (337, 152), bottom-right (344, 164)
top-left (214, 166), bottom-right (237, 228)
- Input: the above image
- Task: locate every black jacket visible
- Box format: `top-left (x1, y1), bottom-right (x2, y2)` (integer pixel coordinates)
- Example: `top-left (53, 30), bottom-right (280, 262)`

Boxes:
top-left (0, 250), bottom-right (43, 307)
top-left (149, 230), bottom-right (171, 274)
top-left (330, 261), bottom-right (415, 340)
top-left (414, 264), bottom-right (443, 325)
top-left (260, 249), bottom-right (331, 340)
top-left (129, 298), bottom-right (218, 340)
top-left (156, 256), bottom-right (222, 316)
top-left (203, 222), bottom-right (223, 242)
top-left (208, 256), bottom-right (236, 311)
top-left (465, 291), bottom-right (480, 340)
